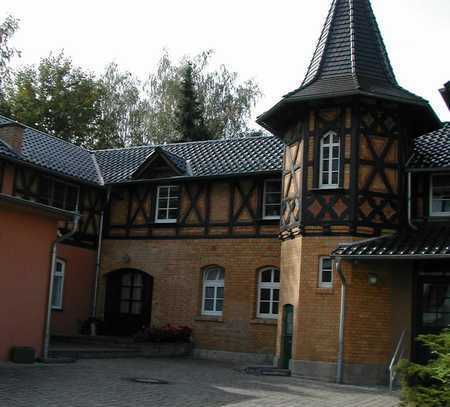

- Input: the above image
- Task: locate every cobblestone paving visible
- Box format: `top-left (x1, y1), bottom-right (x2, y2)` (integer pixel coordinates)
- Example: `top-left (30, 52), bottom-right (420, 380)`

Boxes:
top-left (0, 358), bottom-right (399, 407)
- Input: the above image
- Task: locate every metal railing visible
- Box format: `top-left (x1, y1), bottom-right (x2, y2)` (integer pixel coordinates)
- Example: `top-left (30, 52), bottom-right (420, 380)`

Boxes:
top-left (389, 329), bottom-right (407, 392)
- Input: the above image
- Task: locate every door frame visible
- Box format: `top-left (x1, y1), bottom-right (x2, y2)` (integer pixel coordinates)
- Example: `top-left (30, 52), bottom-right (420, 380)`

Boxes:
top-left (104, 268), bottom-right (153, 336)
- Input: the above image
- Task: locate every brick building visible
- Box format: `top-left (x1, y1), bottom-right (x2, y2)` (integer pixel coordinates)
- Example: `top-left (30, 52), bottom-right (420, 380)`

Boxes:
top-left (0, 0), bottom-right (448, 387)
top-left (258, 0), bottom-right (448, 385)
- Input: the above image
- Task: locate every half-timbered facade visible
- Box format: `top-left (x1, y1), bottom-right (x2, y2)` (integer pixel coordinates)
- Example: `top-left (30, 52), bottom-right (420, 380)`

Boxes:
top-left (0, 0), bottom-right (448, 387)
top-left (258, 0), bottom-right (448, 386)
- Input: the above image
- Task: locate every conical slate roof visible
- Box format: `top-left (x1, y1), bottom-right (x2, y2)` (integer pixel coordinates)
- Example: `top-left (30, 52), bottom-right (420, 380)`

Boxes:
top-left (258, 0), bottom-right (439, 133)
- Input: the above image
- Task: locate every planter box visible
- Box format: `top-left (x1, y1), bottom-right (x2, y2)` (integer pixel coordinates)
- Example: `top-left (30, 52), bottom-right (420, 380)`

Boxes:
top-left (138, 342), bottom-right (193, 358)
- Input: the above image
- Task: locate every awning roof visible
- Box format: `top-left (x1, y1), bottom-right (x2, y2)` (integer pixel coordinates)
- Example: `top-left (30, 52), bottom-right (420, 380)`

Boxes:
top-left (332, 224), bottom-right (450, 259)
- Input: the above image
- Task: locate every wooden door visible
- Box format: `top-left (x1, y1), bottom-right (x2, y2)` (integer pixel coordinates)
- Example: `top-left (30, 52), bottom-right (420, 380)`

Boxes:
top-left (281, 304), bottom-right (294, 369)
top-left (104, 269), bottom-right (152, 336)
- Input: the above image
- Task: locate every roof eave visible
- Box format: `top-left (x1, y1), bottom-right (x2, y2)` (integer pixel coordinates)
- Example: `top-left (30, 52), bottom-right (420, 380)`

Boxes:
top-left (106, 169), bottom-right (282, 187)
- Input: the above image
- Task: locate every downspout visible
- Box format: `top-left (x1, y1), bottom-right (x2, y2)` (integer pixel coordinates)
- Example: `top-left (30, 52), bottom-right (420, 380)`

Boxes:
top-left (336, 257), bottom-right (346, 384)
top-left (43, 194), bottom-right (81, 360)
top-left (407, 172), bottom-right (417, 230)
top-left (91, 186), bottom-right (111, 320)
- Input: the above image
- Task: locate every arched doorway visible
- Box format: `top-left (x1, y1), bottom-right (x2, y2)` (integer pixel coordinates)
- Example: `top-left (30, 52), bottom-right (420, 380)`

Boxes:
top-left (104, 269), bottom-right (153, 336)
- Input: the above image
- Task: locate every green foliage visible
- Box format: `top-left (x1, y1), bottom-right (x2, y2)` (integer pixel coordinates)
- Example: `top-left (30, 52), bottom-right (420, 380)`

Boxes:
top-left (3, 52), bottom-right (105, 148)
top-left (0, 15), bottom-right (21, 110)
top-left (143, 49), bottom-right (263, 143)
top-left (1, 44), bottom-right (263, 147)
top-left (97, 62), bottom-right (148, 148)
top-left (175, 63), bottom-right (209, 142)
top-left (397, 330), bottom-right (450, 407)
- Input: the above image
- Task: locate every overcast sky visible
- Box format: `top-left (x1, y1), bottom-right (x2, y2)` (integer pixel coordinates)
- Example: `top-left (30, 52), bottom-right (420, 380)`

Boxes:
top-left (1, 0), bottom-right (449, 125)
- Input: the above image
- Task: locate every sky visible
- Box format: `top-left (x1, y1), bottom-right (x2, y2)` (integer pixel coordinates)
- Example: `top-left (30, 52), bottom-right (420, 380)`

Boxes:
top-left (1, 0), bottom-right (449, 125)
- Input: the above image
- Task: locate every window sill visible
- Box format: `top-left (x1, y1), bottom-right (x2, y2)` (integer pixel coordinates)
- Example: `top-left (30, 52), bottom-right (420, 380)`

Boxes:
top-left (310, 187), bottom-right (346, 193)
top-left (194, 316), bottom-right (224, 323)
top-left (250, 318), bottom-right (278, 325)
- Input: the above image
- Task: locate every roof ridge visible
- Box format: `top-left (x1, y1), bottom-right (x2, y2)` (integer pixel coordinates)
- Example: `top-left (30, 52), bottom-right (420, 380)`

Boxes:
top-left (90, 152), bottom-right (105, 186)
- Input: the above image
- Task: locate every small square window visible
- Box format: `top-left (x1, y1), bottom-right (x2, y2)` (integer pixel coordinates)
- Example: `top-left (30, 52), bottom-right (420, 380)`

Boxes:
top-left (319, 257), bottom-right (333, 289)
top-left (430, 174), bottom-right (450, 217)
top-left (155, 185), bottom-right (180, 223)
top-left (263, 180), bottom-right (281, 220)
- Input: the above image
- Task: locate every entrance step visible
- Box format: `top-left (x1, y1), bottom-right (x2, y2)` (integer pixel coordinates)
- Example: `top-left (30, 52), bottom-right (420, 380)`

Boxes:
top-left (243, 366), bottom-right (291, 377)
top-left (48, 344), bottom-right (142, 360)
top-left (52, 335), bottom-right (135, 347)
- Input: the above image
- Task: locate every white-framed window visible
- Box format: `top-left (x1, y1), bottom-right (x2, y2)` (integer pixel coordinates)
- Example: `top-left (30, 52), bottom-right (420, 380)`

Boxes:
top-left (52, 259), bottom-right (65, 310)
top-left (263, 179), bottom-right (282, 219)
top-left (202, 267), bottom-right (225, 316)
top-left (319, 131), bottom-right (340, 189)
top-left (319, 257), bottom-right (333, 289)
top-left (430, 174), bottom-right (450, 216)
top-left (257, 267), bottom-right (280, 319)
top-left (155, 185), bottom-right (180, 223)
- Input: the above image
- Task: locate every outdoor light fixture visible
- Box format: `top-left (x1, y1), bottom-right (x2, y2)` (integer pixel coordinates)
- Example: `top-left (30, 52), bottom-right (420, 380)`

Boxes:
top-left (121, 254), bottom-right (131, 264)
top-left (368, 273), bottom-right (379, 286)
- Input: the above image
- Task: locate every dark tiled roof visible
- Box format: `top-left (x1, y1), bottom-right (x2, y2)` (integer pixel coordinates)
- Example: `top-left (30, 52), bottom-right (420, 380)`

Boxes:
top-left (0, 115), bottom-right (283, 185)
top-left (332, 224), bottom-right (450, 258)
top-left (0, 115), bottom-right (102, 184)
top-left (95, 136), bottom-right (284, 184)
top-left (257, 0), bottom-right (437, 132)
top-left (408, 123), bottom-right (450, 170)
top-left (0, 140), bottom-right (20, 159)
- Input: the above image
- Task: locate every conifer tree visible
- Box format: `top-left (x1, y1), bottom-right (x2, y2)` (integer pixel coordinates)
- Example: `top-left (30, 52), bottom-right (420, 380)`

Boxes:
top-left (176, 63), bottom-right (209, 142)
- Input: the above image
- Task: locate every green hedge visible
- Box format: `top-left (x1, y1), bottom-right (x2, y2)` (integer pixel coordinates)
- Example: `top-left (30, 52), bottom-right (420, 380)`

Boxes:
top-left (397, 330), bottom-right (450, 407)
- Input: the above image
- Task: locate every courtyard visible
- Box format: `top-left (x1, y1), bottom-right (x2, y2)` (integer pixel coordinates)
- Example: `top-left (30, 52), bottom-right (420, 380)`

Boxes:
top-left (0, 357), bottom-right (399, 406)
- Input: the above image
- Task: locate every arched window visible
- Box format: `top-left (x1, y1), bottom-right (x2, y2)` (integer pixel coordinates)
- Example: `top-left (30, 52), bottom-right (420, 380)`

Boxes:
top-left (319, 131), bottom-right (340, 188)
top-left (202, 266), bottom-right (225, 316)
top-left (257, 267), bottom-right (280, 319)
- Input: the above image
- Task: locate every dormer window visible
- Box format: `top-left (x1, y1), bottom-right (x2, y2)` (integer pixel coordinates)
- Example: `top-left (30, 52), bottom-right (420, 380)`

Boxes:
top-left (430, 174), bottom-right (450, 216)
top-left (155, 185), bottom-right (180, 223)
top-left (319, 131), bottom-right (340, 189)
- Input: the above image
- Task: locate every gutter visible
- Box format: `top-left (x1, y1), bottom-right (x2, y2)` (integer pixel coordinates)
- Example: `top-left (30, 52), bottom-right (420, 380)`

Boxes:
top-left (42, 194), bottom-right (81, 360)
top-left (335, 257), bottom-right (346, 384)
top-left (91, 186), bottom-right (111, 320)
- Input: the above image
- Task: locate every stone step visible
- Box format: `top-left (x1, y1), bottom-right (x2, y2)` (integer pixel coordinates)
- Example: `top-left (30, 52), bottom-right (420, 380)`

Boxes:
top-left (48, 348), bottom-right (142, 360)
top-left (52, 335), bottom-right (135, 347)
top-left (243, 366), bottom-right (291, 377)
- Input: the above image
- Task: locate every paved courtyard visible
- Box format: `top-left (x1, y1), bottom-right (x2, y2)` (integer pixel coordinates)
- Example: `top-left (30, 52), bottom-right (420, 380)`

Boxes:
top-left (0, 357), bottom-right (399, 406)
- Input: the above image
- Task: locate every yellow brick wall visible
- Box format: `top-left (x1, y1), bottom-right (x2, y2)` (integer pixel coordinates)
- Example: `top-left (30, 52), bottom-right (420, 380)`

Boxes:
top-left (277, 235), bottom-right (412, 367)
top-left (99, 238), bottom-right (280, 355)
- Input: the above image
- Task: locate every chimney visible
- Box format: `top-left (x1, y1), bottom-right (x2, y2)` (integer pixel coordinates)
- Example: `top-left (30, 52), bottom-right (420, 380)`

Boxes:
top-left (0, 123), bottom-right (25, 154)
top-left (439, 81), bottom-right (450, 111)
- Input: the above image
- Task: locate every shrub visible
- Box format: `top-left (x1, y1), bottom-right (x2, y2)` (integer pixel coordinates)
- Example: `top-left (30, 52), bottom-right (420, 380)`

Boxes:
top-left (397, 330), bottom-right (450, 407)
top-left (134, 325), bottom-right (192, 343)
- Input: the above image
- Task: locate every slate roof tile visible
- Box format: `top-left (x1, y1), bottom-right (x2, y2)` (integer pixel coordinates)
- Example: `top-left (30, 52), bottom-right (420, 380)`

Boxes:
top-left (0, 115), bottom-right (284, 185)
top-left (94, 136), bottom-right (284, 184)
top-left (0, 115), bottom-right (101, 184)
top-left (333, 223), bottom-right (450, 258)
top-left (408, 123), bottom-right (450, 170)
